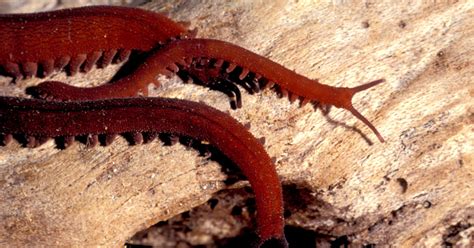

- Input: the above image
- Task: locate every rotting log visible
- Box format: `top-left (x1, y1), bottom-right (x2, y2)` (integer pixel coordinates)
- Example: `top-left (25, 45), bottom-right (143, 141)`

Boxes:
top-left (1, 1), bottom-right (473, 247)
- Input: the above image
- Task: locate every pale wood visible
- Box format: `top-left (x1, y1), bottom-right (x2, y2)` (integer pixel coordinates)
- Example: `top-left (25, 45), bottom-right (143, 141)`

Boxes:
top-left (0, 1), bottom-right (473, 247)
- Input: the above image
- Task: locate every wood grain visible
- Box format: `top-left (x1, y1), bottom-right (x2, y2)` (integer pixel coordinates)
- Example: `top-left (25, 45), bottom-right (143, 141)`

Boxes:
top-left (0, 1), bottom-right (472, 247)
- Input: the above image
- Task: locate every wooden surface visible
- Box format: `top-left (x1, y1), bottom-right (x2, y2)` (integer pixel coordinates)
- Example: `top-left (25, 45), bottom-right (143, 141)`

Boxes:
top-left (0, 1), bottom-right (473, 247)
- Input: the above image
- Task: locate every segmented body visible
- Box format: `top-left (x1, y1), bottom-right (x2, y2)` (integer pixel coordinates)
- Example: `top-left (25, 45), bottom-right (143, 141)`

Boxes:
top-left (0, 5), bottom-right (188, 78)
top-left (31, 39), bottom-right (385, 142)
top-left (0, 96), bottom-right (288, 247)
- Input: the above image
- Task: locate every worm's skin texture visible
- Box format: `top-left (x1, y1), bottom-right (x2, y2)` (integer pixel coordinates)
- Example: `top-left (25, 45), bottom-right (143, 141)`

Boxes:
top-left (0, 6), bottom-right (188, 78)
top-left (32, 39), bottom-right (385, 142)
top-left (0, 97), bottom-right (287, 247)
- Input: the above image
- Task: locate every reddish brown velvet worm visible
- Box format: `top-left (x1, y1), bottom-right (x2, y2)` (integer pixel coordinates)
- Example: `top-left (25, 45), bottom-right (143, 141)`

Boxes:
top-left (1, 5), bottom-right (386, 247)
top-left (33, 39), bottom-right (385, 142)
top-left (0, 96), bottom-right (288, 247)
top-left (0, 6), bottom-right (188, 78)
top-left (0, 6), bottom-right (290, 247)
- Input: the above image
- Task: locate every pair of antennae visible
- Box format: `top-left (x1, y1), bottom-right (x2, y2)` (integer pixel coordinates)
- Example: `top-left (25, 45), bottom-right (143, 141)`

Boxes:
top-left (346, 78), bottom-right (385, 143)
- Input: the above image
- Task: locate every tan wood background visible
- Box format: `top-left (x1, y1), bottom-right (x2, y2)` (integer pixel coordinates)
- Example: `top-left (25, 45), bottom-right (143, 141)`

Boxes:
top-left (0, 1), bottom-right (473, 247)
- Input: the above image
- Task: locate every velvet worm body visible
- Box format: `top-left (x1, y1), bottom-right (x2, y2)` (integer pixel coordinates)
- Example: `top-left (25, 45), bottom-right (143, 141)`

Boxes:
top-left (0, 5), bottom-right (188, 78)
top-left (0, 96), bottom-right (288, 247)
top-left (32, 39), bottom-right (385, 142)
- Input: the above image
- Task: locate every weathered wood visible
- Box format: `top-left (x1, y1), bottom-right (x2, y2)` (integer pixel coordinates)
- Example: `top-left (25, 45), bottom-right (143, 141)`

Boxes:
top-left (1, 1), bottom-right (473, 247)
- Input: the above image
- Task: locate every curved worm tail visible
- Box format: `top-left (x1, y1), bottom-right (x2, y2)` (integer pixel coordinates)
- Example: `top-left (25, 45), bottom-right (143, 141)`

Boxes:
top-left (256, 236), bottom-right (289, 248)
top-left (348, 78), bottom-right (385, 143)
